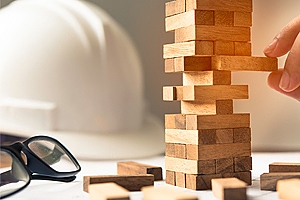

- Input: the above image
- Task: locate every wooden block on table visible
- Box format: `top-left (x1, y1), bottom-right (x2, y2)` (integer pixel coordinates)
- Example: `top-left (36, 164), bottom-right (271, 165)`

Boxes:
top-left (182, 71), bottom-right (231, 85)
top-left (185, 0), bottom-right (252, 12)
top-left (165, 114), bottom-right (186, 129)
top-left (175, 25), bottom-right (250, 43)
top-left (260, 172), bottom-right (300, 191)
top-left (211, 178), bottom-right (247, 200)
top-left (214, 41), bottom-right (235, 55)
top-left (269, 162), bottom-right (300, 173)
top-left (233, 128), bottom-right (251, 143)
top-left (83, 174), bottom-right (154, 192)
top-left (277, 178), bottom-right (300, 200)
top-left (234, 12), bottom-right (252, 27)
top-left (142, 185), bottom-right (199, 200)
top-left (165, 129), bottom-right (216, 145)
top-left (165, 156), bottom-right (216, 174)
top-left (176, 172), bottom-right (186, 187)
top-left (117, 161), bottom-right (162, 181)
top-left (216, 129), bottom-right (234, 144)
top-left (88, 182), bottom-right (130, 200)
top-left (234, 42), bottom-right (251, 56)
top-left (186, 173), bottom-right (222, 190)
top-left (216, 157), bottom-right (234, 174)
top-left (186, 143), bottom-right (251, 160)
top-left (234, 156), bottom-right (252, 172)
top-left (163, 41), bottom-right (213, 59)
top-left (166, 170), bottom-right (176, 185)
top-left (214, 11), bottom-right (234, 26)
top-left (186, 113), bottom-right (250, 130)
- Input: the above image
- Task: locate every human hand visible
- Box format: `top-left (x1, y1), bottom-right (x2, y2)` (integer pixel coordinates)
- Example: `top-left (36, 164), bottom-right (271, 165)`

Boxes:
top-left (264, 15), bottom-right (300, 100)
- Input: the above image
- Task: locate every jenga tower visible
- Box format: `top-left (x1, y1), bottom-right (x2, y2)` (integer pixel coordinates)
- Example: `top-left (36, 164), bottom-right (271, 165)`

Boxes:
top-left (163, 0), bottom-right (278, 190)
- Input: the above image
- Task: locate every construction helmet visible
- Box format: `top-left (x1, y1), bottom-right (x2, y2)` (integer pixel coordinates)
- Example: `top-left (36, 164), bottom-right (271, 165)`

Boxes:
top-left (0, 0), bottom-right (164, 159)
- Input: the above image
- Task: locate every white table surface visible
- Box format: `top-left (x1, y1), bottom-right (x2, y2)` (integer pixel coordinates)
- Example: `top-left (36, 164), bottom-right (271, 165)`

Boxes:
top-left (6, 152), bottom-right (300, 200)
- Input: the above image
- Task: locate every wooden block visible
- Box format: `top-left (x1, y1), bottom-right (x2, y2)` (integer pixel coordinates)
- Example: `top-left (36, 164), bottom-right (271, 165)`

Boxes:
top-left (166, 143), bottom-right (176, 157)
top-left (163, 86), bottom-right (176, 101)
top-left (234, 156), bottom-right (252, 172)
top-left (223, 171), bottom-right (252, 185)
top-left (214, 41), bottom-right (235, 55)
top-left (216, 157), bottom-right (234, 174)
top-left (214, 11), bottom-right (234, 26)
top-left (165, 10), bottom-right (214, 32)
top-left (165, 129), bottom-right (216, 145)
top-left (260, 172), bottom-right (300, 191)
top-left (234, 12), bottom-right (252, 27)
top-left (182, 71), bottom-right (231, 85)
top-left (234, 42), bottom-right (251, 56)
top-left (186, 173), bottom-right (222, 190)
top-left (186, 114), bottom-right (250, 130)
top-left (186, 143), bottom-right (251, 160)
top-left (216, 129), bottom-right (234, 144)
top-left (175, 25), bottom-right (250, 43)
top-left (233, 128), bottom-right (251, 143)
top-left (176, 172), bottom-right (186, 187)
top-left (182, 85), bottom-right (248, 101)
top-left (211, 56), bottom-right (278, 71)
top-left (83, 175), bottom-right (154, 193)
top-left (165, 58), bottom-right (175, 73)
top-left (117, 161), bottom-right (162, 181)
top-left (216, 100), bottom-right (233, 115)
top-left (88, 182), bottom-right (130, 200)
top-left (174, 56), bottom-right (211, 72)
top-left (175, 143), bottom-right (186, 159)
top-left (163, 41), bottom-right (213, 59)
top-left (185, 0), bottom-right (253, 12)
top-left (165, 1), bottom-right (177, 17)
top-left (269, 162), bottom-right (300, 173)
top-left (211, 178), bottom-right (247, 200)
top-left (165, 156), bottom-right (216, 174)
top-left (166, 170), bottom-right (176, 185)
top-left (142, 185), bottom-right (199, 200)
top-left (165, 114), bottom-right (186, 129)
top-left (175, 0), bottom-right (185, 14)
top-left (277, 179), bottom-right (300, 200)
top-left (181, 100), bottom-right (233, 115)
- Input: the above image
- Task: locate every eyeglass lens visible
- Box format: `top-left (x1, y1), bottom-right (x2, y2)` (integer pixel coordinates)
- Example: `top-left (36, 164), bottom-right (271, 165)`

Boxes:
top-left (27, 140), bottom-right (79, 172)
top-left (0, 150), bottom-right (30, 198)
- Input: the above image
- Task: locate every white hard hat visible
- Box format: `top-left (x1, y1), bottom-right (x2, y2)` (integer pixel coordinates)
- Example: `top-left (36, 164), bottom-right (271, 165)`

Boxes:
top-left (0, 0), bottom-right (164, 160)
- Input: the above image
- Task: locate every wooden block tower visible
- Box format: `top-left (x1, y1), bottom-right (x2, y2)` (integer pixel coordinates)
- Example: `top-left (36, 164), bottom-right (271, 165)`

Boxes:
top-left (163, 0), bottom-right (278, 190)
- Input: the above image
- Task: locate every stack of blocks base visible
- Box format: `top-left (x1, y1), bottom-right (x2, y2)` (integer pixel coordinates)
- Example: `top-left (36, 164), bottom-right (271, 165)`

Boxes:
top-left (163, 0), bottom-right (278, 190)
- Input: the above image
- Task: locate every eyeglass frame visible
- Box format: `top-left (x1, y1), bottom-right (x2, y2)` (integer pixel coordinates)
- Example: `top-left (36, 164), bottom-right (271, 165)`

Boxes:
top-left (0, 135), bottom-right (81, 199)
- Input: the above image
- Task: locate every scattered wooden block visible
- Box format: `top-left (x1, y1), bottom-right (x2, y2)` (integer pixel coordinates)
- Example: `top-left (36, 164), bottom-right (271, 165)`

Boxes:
top-left (142, 185), bottom-right (199, 200)
top-left (234, 12), bottom-right (252, 27)
top-left (182, 71), bottom-right (231, 85)
top-left (88, 182), bottom-right (130, 200)
top-left (165, 129), bottom-right (216, 145)
top-left (186, 143), bottom-right (251, 160)
top-left (175, 25), bottom-right (250, 43)
top-left (216, 157), bottom-right (234, 174)
top-left (234, 156), bottom-right (252, 172)
top-left (186, 173), bottom-right (222, 190)
top-left (185, 0), bottom-right (253, 12)
top-left (216, 129), bottom-right (234, 144)
top-left (211, 178), bottom-right (247, 200)
top-left (277, 178), bottom-right (300, 200)
top-left (186, 114), bottom-right (250, 130)
top-left (83, 174), bottom-right (154, 193)
top-left (166, 170), bottom-right (176, 185)
top-left (117, 161), bottom-right (162, 181)
top-left (269, 162), bottom-right (300, 173)
top-left (260, 172), bottom-right (300, 191)
top-left (233, 128), bottom-right (251, 143)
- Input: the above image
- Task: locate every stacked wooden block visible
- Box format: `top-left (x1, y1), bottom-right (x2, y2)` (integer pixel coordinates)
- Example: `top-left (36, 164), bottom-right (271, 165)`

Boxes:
top-left (163, 0), bottom-right (278, 190)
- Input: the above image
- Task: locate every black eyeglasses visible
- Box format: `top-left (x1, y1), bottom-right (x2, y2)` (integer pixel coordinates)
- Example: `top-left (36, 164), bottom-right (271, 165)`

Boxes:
top-left (0, 135), bottom-right (81, 199)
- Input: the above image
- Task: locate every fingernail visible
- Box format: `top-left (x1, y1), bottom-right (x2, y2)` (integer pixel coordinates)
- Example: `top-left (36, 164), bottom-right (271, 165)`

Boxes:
top-left (264, 37), bottom-right (279, 55)
top-left (279, 70), bottom-right (290, 91)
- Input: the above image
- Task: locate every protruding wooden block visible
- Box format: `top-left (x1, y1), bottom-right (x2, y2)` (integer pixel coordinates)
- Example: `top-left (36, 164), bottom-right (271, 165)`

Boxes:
top-left (165, 129), bottom-right (216, 145)
top-left (181, 100), bottom-right (233, 115)
top-left (269, 162), bottom-right (300, 173)
top-left (233, 128), bottom-right (251, 143)
top-left (83, 175), bottom-right (154, 193)
top-left (165, 58), bottom-right (175, 73)
top-left (211, 178), bottom-right (247, 200)
top-left (186, 143), bottom-right (251, 160)
top-left (175, 172), bottom-right (186, 187)
top-left (234, 12), bottom-right (252, 27)
top-left (88, 183), bottom-right (130, 200)
top-left (216, 157), bottom-right (234, 174)
top-left (234, 42), bottom-right (251, 56)
top-left (142, 185), bottom-right (199, 200)
top-left (163, 86), bottom-right (177, 101)
top-left (234, 156), bottom-right (252, 172)
top-left (165, 156), bottom-right (216, 174)
top-left (175, 25), bottom-right (250, 43)
top-left (182, 71), bottom-right (231, 85)
top-left (165, 114), bottom-right (186, 129)
top-left (260, 172), bottom-right (300, 191)
top-left (277, 179), bottom-right (300, 200)
top-left (186, 173), bottom-right (222, 190)
top-left (166, 170), bottom-right (176, 185)
top-left (214, 41), bottom-right (235, 55)
top-left (117, 161), bottom-right (162, 181)
top-left (185, 0), bottom-right (253, 12)
top-left (163, 41), bottom-right (213, 59)
top-left (216, 129), bottom-right (234, 144)
top-left (214, 11), bottom-right (234, 26)
top-left (186, 114), bottom-right (250, 130)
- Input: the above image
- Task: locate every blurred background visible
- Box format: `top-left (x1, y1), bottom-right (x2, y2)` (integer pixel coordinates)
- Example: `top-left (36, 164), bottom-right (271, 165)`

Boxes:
top-left (1, 0), bottom-right (300, 151)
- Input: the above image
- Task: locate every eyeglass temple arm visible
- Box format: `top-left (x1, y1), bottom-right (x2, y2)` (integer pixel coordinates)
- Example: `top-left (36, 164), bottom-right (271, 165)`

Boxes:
top-left (31, 174), bottom-right (76, 182)
top-left (0, 171), bottom-right (19, 187)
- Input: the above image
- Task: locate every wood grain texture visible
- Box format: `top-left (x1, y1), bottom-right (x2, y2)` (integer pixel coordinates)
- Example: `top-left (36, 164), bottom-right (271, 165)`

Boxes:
top-left (165, 1), bottom-right (177, 17)
top-left (186, 0), bottom-right (253, 12)
top-left (182, 71), bottom-right (231, 85)
top-left (165, 114), bottom-right (186, 129)
top-left (175, 143), bottom-right (187, 159)
top-left (216, 129), bottom-right (234, 144)
top-left (260, 172), bottom-right (300, 191)
top-left (269, 162), bottom-right (300, 173)
top-left (234, 12), bottom-right (252, 27)
top-left (142, 185), bottom-right (199, 200)
top-left (166, 170), bottom-right (176, 185)
top-left (164, 58), bottom-right (175, 73)
top-left (186, 173), bottom-right (222, 190)
top-left (83, 175), bottom-right (154, 193)
top-left (166, 143), bottom-right (176, 157)
top-left (186, 143), bottom-right (251, 160)
top-left (211, 178), bottom-right (247, 200)
top-left (277, 179), bottom-right (300, 200)
top-left (216, 157), bottom-right (234, 174)
top-left (222, 171), bottom-right (252, 186)
top-left (181, 100), bottom-right (233, 115)
top-left (175, 172), bottom-right (186, 187)
top-left (117, 161), bottom-right (162, 181)
top-left (214, 41), bottom-right (235, 55)
top-left (234, 42), bottom-right (251, 56)
top-left (165, 129), bottom-right (216, 145)
top-left (88, 182), bottom-right (130, 200)
top-left (234, 156), bottom-right (252, 172)
top-left (233, 128), bottom-right (251, 143)
top-left (214, 11), bottom-right (234, 26)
